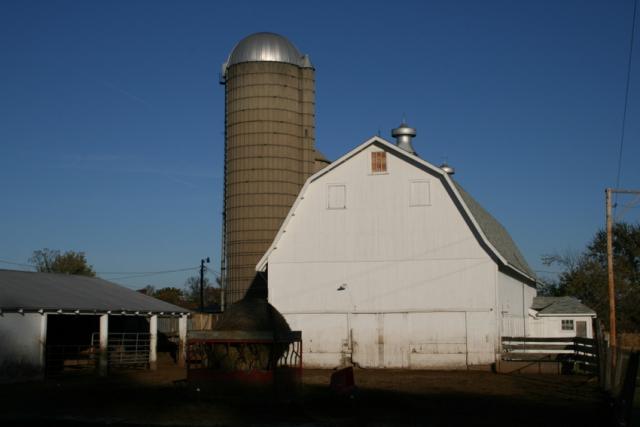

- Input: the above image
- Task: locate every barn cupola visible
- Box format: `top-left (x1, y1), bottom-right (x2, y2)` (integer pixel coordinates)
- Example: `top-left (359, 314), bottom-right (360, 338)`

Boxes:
top-left (391, 121), bottom-right (417, 156)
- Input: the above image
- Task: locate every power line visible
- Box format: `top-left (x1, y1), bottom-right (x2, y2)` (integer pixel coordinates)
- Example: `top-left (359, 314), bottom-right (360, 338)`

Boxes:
top-left (615, 0), bottom-right (638, 209)
top-left (0, 258), bottom-right (35, 269)
top-left (0, 257), bottom-right (202, 280)
top-left (103, 267), bottom-right (199, 281)
top-left (97, 267), bottom-right (200, 275)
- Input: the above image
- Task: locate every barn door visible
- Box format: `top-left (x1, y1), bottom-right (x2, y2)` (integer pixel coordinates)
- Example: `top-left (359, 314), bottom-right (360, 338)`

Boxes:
top-left (576, 321), bottom-right (587, 338)
top-left (350, 314), bottom-right (379, 367)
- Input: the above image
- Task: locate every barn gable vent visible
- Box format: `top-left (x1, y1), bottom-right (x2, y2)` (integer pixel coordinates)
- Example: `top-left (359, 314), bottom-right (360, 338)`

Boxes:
top-left (371, 151), bottom-right (387, 174)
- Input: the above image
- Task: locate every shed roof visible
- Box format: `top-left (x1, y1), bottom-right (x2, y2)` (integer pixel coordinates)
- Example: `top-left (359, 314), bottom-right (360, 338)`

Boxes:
top-left (532, 296), bottom-right (596, 316)
top-left (0, 269), bottom-right (189, 315)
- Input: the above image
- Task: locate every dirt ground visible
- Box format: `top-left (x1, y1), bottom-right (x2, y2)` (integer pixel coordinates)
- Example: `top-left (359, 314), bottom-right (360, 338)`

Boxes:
top-left (0, 359), bottom-right (609, 426)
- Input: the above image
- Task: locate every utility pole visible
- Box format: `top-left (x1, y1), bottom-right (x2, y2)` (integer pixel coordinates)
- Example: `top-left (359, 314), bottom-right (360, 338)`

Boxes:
top-left (200, 257), bottom-right (210, 312)
top-left (606, 188), bottom-right (616, 367)
top-left (605, 188), bottom-right (640, 368)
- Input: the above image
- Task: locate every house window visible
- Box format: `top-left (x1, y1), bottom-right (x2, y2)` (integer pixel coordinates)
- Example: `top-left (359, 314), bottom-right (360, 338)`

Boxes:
top-left (561, 319), bottom-right (574, 331)
top-left (371, 151), bottom-right (387, 173)
top-left (327, 184), bottom-right (346, 209)
top-left (410, 180), bottom-right (431, 206)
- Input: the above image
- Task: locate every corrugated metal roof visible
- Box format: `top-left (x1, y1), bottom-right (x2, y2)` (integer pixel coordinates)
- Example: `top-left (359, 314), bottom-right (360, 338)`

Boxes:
top-left (0, 269), bottom-right (189, 314)
top-left (452, 181), bottom-right (535, 279)
top-left (532, 296), bottom-right (596, 315)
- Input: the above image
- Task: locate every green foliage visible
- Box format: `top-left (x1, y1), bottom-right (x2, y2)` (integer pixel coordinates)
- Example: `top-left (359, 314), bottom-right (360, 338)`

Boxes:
top-left (184, 275), bottom-right (222, 309)
top-left (30, 248), bottom-right (96, 277)
top-left (543, 222), bottom-right (640, 331)
top-left (143, 276), bottom-right (221, 310)
top-left (152, 287), bottom-right (184, 306)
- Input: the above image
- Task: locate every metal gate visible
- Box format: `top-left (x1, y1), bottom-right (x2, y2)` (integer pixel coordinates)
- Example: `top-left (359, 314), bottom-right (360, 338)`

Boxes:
top-left (91, 332), bottom-right (151, 368)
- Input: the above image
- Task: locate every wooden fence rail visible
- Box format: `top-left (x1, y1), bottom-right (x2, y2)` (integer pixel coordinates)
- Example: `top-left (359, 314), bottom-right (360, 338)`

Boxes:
top-left (501, 336), bottom-right (598, 373)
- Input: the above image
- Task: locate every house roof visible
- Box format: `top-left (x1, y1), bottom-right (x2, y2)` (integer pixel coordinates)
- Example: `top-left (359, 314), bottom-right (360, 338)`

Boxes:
top-left (256, 136), bottom-right (535, 283)
top-left (0, 269), bottom-right (189, 315)
top-left (531, 296), bottom-right (596, 316)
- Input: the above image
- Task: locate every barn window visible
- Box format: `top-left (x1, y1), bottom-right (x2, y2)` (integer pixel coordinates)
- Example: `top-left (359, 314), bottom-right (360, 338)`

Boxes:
top-left (410, 180), bottom-right (431, 206)
top-left (371, 151), bottom-right (387, 173)
top-left (561, 319), bottom-right (574, 331)
top-left (327, 184), bottom-right (346, 209)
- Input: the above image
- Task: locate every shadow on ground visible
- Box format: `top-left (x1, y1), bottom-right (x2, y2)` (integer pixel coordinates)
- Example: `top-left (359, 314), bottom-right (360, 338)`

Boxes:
top-left (0, 367), bottom-right (609, 426)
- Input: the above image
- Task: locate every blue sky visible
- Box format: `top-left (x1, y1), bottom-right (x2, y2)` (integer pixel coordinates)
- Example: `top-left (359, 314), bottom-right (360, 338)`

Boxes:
top-left (1, 0), bottom-right (638, 290)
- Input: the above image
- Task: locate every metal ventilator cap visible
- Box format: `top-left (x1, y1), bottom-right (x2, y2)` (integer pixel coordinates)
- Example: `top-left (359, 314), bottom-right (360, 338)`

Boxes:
top-left (391, 121), bottom-right (417, 155)
top-left (440, 162), bottom-right (455, 175)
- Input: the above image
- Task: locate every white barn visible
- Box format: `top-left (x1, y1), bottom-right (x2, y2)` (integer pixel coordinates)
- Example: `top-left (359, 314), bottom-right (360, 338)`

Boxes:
top-left (257, 135), bottom-right (543, 369)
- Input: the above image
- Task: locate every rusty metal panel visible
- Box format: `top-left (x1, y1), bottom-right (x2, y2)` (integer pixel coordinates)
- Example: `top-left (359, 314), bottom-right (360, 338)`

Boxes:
top-left (223, 61), bottom-right (315, 305)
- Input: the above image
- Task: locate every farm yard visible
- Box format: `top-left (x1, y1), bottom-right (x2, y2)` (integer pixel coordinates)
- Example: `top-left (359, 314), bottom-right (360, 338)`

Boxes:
top-left (0, 360), bottom-right (608, 427)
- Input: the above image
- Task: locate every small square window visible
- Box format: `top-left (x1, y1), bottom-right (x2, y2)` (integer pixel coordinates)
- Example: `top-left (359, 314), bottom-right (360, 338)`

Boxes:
top-left (410, 180), bottom-right (431, 206)
top-left (371, 151), bottom-right (387, 173)
top-left (327, 184), bottom-right (346, 209)
top-left (561, 319), bottom-right (574, 331)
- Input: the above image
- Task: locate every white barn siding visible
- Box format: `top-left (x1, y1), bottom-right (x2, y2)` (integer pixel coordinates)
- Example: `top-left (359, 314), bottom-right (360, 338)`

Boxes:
top-left (0, 313), bottom-right (45, 379)
top-left (267, 144), bottom-right (506, 368)
top-left (498, 272), bottom-right (536, 337)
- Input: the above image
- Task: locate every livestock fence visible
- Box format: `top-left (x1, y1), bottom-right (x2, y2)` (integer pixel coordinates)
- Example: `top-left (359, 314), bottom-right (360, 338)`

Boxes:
top-left (500, 321), bottom-right (640, 426)
top-left (45, 332), bottom-right (151, 376)
top-left (91, 332), bottom-right (151, 369)
top-left (595, 321), bottom-right (640, 427)
top-left (501, 336), bottom-right (598, 374)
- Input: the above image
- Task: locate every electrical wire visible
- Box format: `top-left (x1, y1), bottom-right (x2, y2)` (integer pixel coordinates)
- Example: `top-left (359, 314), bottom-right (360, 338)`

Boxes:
top-left (0, 258), bottom-right (35, 269)
top-left (101, 267), bottom-right (199, 281)
top-left (97, 267), bottom-right (200, 275)
top-left (614, 0), bottom-right (638, 210)
top-left (0, 257), bottom-right (204, 280)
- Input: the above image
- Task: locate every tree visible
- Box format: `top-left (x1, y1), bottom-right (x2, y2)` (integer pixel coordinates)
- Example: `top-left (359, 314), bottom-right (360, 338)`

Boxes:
top-left (184, 275), bottom-right (222, 310)
top-left (152, 287), bottom-right (185, 306)
top-left (30, 248), bottom-right (96, 277)
top-left (543, 222), bottom-right (640, 331)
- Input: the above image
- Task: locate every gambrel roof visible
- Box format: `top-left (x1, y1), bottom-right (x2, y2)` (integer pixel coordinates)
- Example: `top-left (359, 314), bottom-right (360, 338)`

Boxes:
top-left (453, 182), bottom-right (535, 278)
top-left (257, 136), bottom-right (536, 283)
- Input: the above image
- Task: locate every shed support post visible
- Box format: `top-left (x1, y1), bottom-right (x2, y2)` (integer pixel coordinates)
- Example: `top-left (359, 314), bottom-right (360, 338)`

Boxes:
top-left (39, 313), bottom-right (47, 378)
top-left (149, 314), bottom-right (158, 370)
top-left (178, 314), bottom-right (188, 367)
top-left (99, 314), bottom-right (109, 376)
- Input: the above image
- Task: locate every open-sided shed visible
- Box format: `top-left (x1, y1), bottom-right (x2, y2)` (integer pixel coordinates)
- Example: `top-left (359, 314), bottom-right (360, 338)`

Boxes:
top-left (0, 269), bottom-right (190, 381)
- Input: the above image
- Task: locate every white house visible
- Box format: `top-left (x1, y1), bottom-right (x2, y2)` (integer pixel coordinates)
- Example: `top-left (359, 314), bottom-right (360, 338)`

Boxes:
top-left (527, 296), bottom-right (596, 338)
top-left (256, 134), bottom-right (545, 369)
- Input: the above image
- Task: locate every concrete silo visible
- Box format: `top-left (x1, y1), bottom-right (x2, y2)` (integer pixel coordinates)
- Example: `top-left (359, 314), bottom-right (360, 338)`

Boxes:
top-left (220, 33), bottom-right (321, 306)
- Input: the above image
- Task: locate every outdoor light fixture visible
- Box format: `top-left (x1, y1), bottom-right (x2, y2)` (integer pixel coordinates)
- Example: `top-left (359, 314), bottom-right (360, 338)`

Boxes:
top-left (337, 284), bottom-right (347, 291)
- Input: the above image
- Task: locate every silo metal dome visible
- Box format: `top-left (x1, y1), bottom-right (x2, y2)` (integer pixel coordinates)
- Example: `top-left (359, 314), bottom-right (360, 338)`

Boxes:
top-left (223, 32), bottom-right (312, 75)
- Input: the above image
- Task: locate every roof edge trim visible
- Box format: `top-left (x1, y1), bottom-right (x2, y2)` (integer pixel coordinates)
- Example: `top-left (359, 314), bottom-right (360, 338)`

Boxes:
top-left (256, 136), bottom-right (535, 282)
